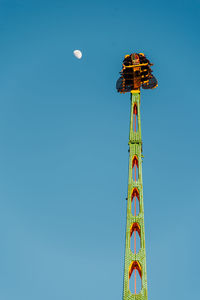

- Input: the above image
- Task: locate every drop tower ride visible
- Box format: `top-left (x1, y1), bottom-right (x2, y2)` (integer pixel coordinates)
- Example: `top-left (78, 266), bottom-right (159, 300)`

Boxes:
top-left (116, 53), bottom-right (158, 300)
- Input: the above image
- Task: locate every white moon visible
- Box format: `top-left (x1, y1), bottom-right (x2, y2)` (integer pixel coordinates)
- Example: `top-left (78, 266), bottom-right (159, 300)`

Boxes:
top-left (73, 50), bottom-right (82, 59)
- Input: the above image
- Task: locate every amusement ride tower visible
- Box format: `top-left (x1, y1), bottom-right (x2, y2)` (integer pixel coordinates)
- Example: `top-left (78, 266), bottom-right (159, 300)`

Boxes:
top-left (116, 53), bottom-right (158, 300)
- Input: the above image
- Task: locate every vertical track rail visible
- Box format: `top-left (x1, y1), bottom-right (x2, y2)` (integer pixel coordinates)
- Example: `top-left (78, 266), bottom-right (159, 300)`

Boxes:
top-left (134, 171), bottom-right (137, 294)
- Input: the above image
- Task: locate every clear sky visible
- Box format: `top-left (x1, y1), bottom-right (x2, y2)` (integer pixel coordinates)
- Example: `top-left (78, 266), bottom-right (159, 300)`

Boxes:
top-left (0, 0), bottom-right (199, 299)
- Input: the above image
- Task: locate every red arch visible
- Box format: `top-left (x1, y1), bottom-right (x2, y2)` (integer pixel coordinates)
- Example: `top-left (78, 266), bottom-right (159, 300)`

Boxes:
top-left (132, 155), bottom-right (138, 169)
top-left (130, 223), bottom-right (141, 238)
top-left (131, 188), bottom-right (140, 202)
top-left (129, 261), bottom-right (142, 279)
top-left (133, 104), bottom-right (138, 132)
top-left (133, 103), bottom-right (138, 115)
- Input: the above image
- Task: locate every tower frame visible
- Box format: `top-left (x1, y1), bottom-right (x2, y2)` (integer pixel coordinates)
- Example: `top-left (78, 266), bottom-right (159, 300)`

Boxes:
top-left (123, 90), bottom-right (148, 300)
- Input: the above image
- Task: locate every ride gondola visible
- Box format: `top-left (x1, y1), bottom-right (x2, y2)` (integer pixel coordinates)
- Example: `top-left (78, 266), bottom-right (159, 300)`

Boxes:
top-left (116, 53), bottom-right (158, 93)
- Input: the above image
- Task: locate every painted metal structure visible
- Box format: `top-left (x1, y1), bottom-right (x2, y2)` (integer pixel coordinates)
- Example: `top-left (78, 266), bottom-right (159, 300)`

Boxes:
top-left (123, 89), bottom-right (148, 300)
top-left (116, 52), bottom-right (157, 300)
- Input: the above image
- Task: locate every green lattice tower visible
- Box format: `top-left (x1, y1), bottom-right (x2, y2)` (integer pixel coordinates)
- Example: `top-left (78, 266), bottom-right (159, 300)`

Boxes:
top-left (123, 90), bottom-right (148, 300)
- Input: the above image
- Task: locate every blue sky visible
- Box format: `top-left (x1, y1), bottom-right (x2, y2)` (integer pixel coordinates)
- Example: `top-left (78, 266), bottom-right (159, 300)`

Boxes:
top-left (0, 0), bottom-right (200, 299)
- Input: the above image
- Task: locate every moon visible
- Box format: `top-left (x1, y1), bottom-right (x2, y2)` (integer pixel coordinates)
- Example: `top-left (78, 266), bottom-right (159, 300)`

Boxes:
top-left (73, 50), bottom-right (82, 59)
